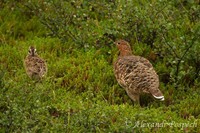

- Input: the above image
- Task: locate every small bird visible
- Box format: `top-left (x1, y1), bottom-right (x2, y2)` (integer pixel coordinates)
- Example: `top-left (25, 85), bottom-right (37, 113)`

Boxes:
top-left (114, 40), bottom-right (164, 105)
top-left (24, 46), bottom-right (47, 80)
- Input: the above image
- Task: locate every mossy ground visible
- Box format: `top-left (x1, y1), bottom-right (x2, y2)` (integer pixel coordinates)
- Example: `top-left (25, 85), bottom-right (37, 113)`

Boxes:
top-left (0, 1), bottom-right (200, 132)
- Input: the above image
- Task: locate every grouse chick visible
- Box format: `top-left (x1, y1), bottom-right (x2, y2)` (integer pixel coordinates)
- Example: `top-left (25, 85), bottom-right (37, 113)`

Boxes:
top-left (24, 46), bottom-right (47, 80)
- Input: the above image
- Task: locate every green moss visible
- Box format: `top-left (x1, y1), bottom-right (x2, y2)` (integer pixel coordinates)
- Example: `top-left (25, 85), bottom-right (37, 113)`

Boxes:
top-left (0, 0), bottom-right (199, 132)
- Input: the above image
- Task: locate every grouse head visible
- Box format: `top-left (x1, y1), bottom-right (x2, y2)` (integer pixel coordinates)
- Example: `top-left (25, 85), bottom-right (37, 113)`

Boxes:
top-left (115, 40), bottom-right (132, 56)
top-left (28, 46), bottom-right (37, 56)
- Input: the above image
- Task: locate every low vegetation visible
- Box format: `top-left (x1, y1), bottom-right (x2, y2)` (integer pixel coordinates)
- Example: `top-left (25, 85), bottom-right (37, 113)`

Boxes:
top-left (0, 0), bottom-right (199, 132)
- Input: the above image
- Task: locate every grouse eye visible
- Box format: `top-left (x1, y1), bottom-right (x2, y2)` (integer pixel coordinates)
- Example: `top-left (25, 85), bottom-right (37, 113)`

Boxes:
top-left (117, 42), bottom-right (120, 45)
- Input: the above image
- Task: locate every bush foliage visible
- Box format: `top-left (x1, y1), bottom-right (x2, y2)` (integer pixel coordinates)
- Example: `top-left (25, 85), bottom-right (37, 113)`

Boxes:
top-left (0, 0), bottom-right (200, 132)
top-left (23, 0), bottom-right (200, 86)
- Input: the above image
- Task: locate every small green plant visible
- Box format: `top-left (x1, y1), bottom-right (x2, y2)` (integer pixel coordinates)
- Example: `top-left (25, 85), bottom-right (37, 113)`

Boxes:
top-left (0, 0), bottom-right (200, 132)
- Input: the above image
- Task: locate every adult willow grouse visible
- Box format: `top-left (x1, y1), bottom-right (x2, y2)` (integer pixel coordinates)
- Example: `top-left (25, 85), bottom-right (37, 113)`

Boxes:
top-left (24, 46), bottom-right (47, 80)
top-left (114, 40), bottom-right (164, 105)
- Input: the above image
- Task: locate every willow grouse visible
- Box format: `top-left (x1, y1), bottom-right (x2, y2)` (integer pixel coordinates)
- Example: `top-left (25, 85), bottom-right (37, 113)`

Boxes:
top-left (114, 40), bottom-right (164, 105)
top-left (24, 46), bottom-right (47, 80)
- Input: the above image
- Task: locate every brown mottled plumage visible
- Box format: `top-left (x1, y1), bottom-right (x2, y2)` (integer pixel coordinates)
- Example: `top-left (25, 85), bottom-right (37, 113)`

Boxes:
top-left (114, 40), bottom-right (164, 105)
top-left (24, 46), bottom-right (47, 80)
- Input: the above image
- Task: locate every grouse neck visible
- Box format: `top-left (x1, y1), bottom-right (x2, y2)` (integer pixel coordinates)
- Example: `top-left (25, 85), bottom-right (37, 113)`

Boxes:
top-left (119, 50), bottom-right (133, 57)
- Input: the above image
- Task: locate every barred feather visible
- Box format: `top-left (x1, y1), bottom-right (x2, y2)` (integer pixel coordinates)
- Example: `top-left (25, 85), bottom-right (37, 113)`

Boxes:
top-left (114, 40), bottom-right (164, 104)
top-left (24, 46), bottom-right (47, 80)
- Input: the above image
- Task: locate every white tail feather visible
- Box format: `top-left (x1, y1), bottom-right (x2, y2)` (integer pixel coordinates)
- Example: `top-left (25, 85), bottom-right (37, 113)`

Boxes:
top-left (153, 95), bottom-right (165, 101)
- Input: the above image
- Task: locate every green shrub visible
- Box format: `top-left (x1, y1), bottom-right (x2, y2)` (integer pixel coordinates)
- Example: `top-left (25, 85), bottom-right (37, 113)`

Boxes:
top-left (23, 0), bottom-right (118, 47)
top-left (21, 0), bottom-right (200, 87)
top-left (0, 3), bottom-right (46, 43)
top-left (118, 0), bottom-right (200, 87)
top-left (0, 0), bottom-right (200, 132)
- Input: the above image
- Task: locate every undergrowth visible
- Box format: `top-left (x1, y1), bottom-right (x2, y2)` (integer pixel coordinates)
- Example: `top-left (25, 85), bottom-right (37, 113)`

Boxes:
top-left (0, 0), bottom-right (199, 132)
